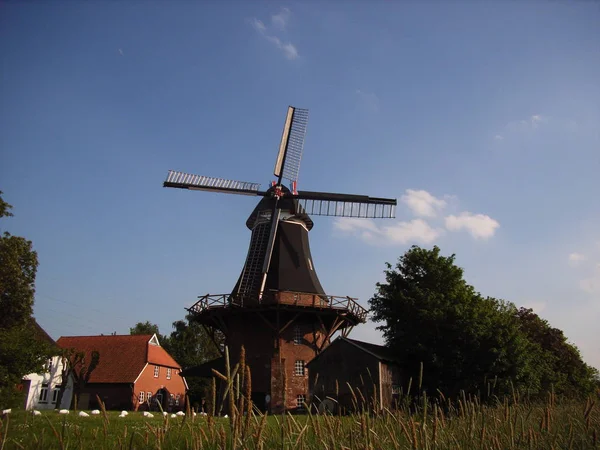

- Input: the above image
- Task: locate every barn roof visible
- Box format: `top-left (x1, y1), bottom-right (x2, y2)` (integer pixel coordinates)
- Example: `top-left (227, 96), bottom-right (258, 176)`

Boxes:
top-left (342, 338), bottom-right (399, 363)
top-left (56, 334), bottom-right (181, 384)
top-left (307, 336), bottom-right (399, 368)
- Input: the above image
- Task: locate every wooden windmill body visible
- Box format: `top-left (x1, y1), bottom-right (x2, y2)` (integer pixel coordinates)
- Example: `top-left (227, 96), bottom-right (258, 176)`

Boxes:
top-left (164, 106), bottom-right (397, 413)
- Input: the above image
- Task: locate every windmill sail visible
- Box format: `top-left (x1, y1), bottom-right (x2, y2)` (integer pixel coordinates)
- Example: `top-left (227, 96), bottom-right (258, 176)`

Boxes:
top-left (164, 170), bottom-right (261, 196)
top-left (273, 107), bottom-right (309, 184)
top-left (294, 190), bottom-right (397, 218)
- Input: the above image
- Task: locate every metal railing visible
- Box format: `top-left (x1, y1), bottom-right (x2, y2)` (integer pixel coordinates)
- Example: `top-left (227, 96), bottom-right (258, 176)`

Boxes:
top-left (187, 290), bottom-right (368, 323)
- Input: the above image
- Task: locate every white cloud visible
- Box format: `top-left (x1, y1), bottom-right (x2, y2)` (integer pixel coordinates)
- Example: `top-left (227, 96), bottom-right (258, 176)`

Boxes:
top-left (579, 263), bottom-right (600, 294)
top-left (401, 189), bottom-right (446, 218)
top-left (335, 191), bottom-right (499, 245)
top-left (250, 18), bottom-right (266, 33)
top-left (496, 113), bottom-right (548, 140)
top-left (382, 219), bottom-right (442, 244)
top-left (445, 212), bottom-right (500, 239)
top-left (568, 252), bottom-right (586, 266)
top-left (271, 8), bottom-right (290, 30)
top-left (333, 217), bottom-right (378, 233)
top-left (355, 89), bottom-right (380, 113)
top-left (265, 36), bottom-right (298, 60)
top-left (333, 218), bottom-right (442, 245)
top-left (248, 9), bottom-right (298, 60)
top-left (579, 277), bottom-right (600, 294)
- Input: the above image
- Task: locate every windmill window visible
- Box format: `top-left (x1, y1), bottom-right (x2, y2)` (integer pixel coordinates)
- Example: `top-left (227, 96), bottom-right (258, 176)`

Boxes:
top-left (139, 391), bottom-right (145, 403)
top-left (39, 383), bottom-right (49, 403)
top-left (52, 385), bottom-right (61, 404)
top-left (147, 392), bottom-right (152, 404)
top-left (167, 368), bottom-right (171, 379)
top-left (296, 394), bottom-right (306, 410)
top-left (154, 366), bottom-right (160, 378)
top-left (293, 326), bottom-right (302, 345)
top-left (295, 360), bottom-right (305, 376)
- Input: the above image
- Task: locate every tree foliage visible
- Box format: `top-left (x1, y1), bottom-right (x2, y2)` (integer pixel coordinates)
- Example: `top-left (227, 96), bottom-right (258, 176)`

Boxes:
top-left (0, 191), bottom-right (53, 407)
top-left (515, 307), bottom-right (598, 397)
top-left (56, 348), bottom-right (100, 409)
top-left (130, 321), bottom-right (165, 340)
top-left (369, 245), bottom-right (597, 400)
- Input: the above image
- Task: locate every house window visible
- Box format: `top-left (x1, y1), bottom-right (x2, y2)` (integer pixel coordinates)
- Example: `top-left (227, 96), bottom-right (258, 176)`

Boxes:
top-left (167, 368), bottom-right (171, 379)
top-left (147, 392), bottom-right (152, 404)
top-left (39, 383), bottom-right (49, 403)
top-left (294, 360), bottom-right (305, 376)
top-left (293, 326), bottom-right (302, 345)
top-left (296, 394), bottom-right (306, 410)
top-left (47, 358), bottom-right (53, 373)
top-left (139, 391), bottom-right (145, 403)
top-left (154, 365), bottom-right (159, 378)
top-left (175, 395), bottom-right (180, 406)
top-left (52, 385), bottom-right (61, 404)
top-left (169, 394), bottom-right (174, 405)
top-left (156, 392), bottom-right (163, 405)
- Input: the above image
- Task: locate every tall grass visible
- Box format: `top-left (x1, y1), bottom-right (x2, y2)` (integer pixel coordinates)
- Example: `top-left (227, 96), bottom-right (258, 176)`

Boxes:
top-left (1, 346), bottom-right (598, 449)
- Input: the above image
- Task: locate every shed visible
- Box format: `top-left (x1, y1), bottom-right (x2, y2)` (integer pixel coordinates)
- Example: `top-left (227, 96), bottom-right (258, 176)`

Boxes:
top-left (306, 337), bottom-right (401, 412)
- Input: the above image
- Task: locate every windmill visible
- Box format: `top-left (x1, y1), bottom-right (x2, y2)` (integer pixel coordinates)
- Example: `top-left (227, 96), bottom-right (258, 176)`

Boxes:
top-left (164, 106), bottom-right (397, 413)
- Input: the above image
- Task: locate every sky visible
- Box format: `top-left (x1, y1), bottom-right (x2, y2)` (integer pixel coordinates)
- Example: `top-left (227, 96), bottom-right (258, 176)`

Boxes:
top-left (1, 1), bottom-right (599, 369)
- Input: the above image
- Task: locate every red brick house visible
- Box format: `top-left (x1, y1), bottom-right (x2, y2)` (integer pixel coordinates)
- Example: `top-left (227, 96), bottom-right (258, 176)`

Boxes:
top-left (56, 334), bottom-right (187, 411)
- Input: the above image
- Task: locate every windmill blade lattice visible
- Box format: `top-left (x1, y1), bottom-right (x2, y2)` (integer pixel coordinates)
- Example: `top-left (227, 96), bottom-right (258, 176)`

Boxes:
top-left (164, 170), bottom-right (262, 196)
top-left (273, 107), bottom-right (309, 185)
top-left (293, 190), bottom-right (396, 219)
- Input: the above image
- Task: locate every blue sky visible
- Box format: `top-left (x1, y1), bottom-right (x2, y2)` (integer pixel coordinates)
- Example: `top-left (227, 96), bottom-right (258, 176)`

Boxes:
top-left (1, 2), bottom-right (599, 369)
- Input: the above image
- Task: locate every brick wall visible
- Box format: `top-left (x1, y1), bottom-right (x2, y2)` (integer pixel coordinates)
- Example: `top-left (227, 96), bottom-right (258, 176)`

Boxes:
top-left (134, 364), bottom-right (187, 411)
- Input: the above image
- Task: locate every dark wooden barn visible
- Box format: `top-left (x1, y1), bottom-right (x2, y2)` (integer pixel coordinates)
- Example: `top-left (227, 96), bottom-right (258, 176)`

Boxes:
top-left (306, 337), bottom-right (401, 413)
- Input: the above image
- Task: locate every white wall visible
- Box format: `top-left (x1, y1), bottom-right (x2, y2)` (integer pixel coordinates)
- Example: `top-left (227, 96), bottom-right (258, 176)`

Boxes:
top-left (22, 356), bottom-right (74, 410)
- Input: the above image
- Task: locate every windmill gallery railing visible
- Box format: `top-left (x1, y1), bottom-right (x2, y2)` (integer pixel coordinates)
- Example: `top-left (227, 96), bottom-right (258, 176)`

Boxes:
top-left (187, 290), bottom-right (368, 323)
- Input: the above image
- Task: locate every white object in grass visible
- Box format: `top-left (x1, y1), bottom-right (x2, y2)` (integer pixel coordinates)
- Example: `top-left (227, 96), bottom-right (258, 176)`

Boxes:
top-left (90, 410), bottom-right (100, 415)
top-left (176, 411), bottom-right (185, 416)
top-left (2, 409), bottom-right (11, 414)
top-left (120, 410), bottom-right (128, 416)
top-left (59, 409), bottom-right (69, 414)
top-left (33, 410), bottom-right (42, 416)
top-left (78, 411), bottom-right (89, 417)
top-left (171, 413), bottom-right (177, 418)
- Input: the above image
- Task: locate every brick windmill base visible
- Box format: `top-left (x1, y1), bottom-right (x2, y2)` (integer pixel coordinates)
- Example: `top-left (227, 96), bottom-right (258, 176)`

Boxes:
top-left (188, 290), bottom-right (366, 413)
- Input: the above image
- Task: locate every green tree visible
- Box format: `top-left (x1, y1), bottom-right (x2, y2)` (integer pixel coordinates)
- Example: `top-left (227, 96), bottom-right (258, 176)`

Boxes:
top-left (0, 191), bottom-right (53, 407)
top-left (130, 321), bottom-right (162, 337)
top-left (55, 348), bottom-right (100, 410)
top-left (369, 245), bottom-right (533, 399)
top-left (515, 307), bottom-right (598, 397)
top-left (162, 315), bottom-right (221, 408)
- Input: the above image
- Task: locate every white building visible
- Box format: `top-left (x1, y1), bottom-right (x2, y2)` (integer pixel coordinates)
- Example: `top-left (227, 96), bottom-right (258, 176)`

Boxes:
top-left (21, 321), bottom-right (74, 410)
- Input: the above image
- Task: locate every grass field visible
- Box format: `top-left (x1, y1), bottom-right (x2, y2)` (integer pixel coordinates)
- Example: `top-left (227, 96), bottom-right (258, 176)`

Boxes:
top-left (1, 395), bottom-right (598, 449)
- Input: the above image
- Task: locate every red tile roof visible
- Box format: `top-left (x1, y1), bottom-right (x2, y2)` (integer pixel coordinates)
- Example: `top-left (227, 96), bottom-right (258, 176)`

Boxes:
top-left (56, 334), bottom-right (181, 384)
top-left (148, 344), bottom-right (180, 368)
